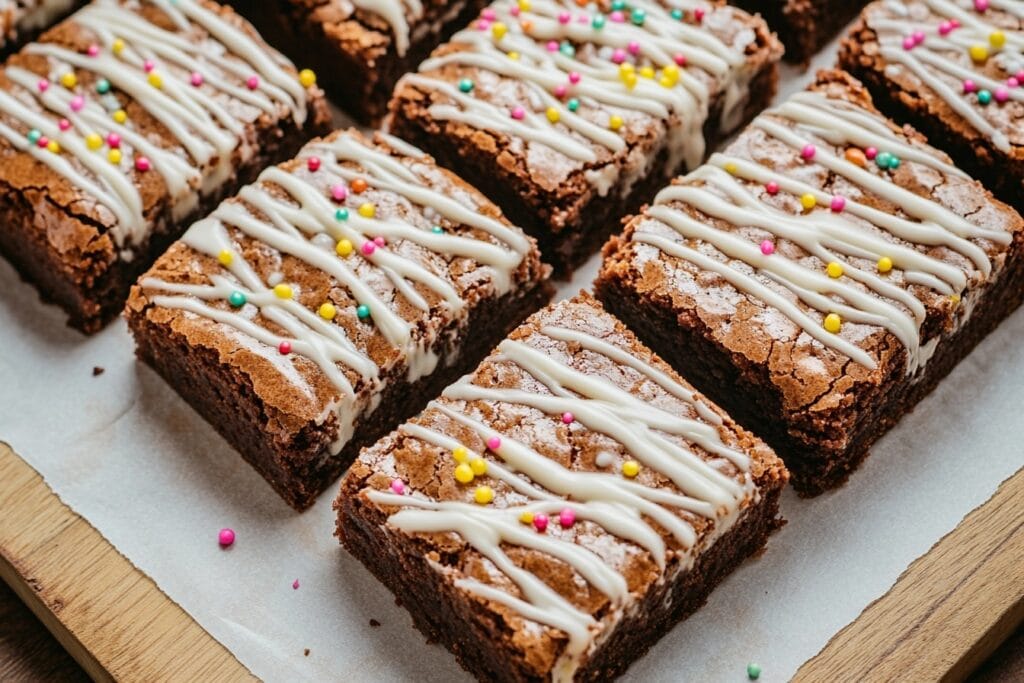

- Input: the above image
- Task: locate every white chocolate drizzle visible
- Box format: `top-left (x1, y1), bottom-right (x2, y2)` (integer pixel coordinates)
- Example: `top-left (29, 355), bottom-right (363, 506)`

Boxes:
top-left (366, 315), bottom-right (756, 681)
top-left (0, 0), bottom-right (310, 249)
top-left (347, 0), bottom-right (423, 56)
top-left (142, 132), bottom-right (533, 454)
top-left (632, 88), bottom-right (1012, 373)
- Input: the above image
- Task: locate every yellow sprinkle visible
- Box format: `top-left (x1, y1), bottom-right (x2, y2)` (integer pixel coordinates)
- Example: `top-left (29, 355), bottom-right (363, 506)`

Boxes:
top-left (474, 486), bottom-right (495, 505)
top-left (60, 72), bottom-right (77, 89)
top-left (217, 250), bottom-right (234, 266)
top-left (298, 68), bottom-right (317, 88)
top-left (800, 193), bottom-right (817, 210)
top-left (148, 72), bottom-right (163, 89)
top-left (622, 72), bottom-right (638, 89)
top-left (662, 64), bottom-right (680, 80)
top-left (46, 140), bottom-right (60, 154)
top-left (318, 302), bottom-right (337, 320)
top-left (519, 511), bottom-right (534, 525)
top-left (639, 65), bottom-right (655, 79)
top-left (507, 51), bottom-right (519, 60)
top-left (969, 44), bottom-right (989, 63)
top-left (659, 75), bottom-right (676, 88)
top-left (273, 283), bottom-right (293, 299)
top-left (113, 110), bottom-right (128, 124)
top-left (85, 133), bottom-right (103, 150)
top-left (724, 162), bottom-right (738, 175)
top-left (492, 22), bottom-right (507, 39)
top-left (950, 293), bottom-right (962, 307)
top-left (336, 239), bottom-right (353, 257)
top-left (989, 31), bottom-right (1006, 49)
top-left (454, 463), bottom-right (474, 484)
top-left (619, 63), bottom-right (635, 77)
top-left (622, 460), bottom-right (640, 478)
top-left (826, 261), bottom-right (844, 279)
top-left (517, 0), bottom-right (530, 10)
top-left (469, 457), bottom-right (488, 476)
top-left (112, 38), bottom-right (125, 55)
top-left (107, 148), bottom-right (122, 164)
top-left (877, 256), bottom-right (893, 273)
top-left (609, 114), bottom-right (624, 131)
top-left (824, 313), bottom-right (842, 334)
top-left (452, 446), bottom-right (469, 463)
top-left (546, 106), bottom-right (560, 123)
top-left (358, 203), bottom-right (376, 219)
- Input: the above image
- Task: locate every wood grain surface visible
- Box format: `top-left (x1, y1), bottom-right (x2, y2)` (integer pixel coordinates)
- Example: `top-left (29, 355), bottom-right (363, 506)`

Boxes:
top-left (795, 466), bottom-right (1024, 682)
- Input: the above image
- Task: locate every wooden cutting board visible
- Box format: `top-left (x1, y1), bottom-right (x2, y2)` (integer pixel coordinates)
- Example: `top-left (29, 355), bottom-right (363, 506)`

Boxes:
top-left (0, 440), bottom-right (1021, 682)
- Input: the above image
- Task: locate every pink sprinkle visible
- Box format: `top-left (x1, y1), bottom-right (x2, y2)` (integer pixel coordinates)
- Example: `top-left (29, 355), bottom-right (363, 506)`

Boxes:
top-left (1008, 78), bottom-right (1020, 89)
top-left (373, 236), bottom-right (386, 247)
top-left (554, 84), bottom-right (568, 98)
top-left (361, 241), bottom-right (377, 256)
top-left (481, 8), bottom-right (496, 21)
top-left (390, 479), bottom-right (405, 495)
top-left (674, 53), bottom-right (687, 66)
top-left (507, 7), bottom-right (518, 18)
top-left (107, 133), bottom-right (121, 148)
top-left (135, 156), bottom-right (151, 172)
top-left (950, 19), bottom-right (961, 29)
top-left (1017, 70), bottom-right (1024, 82)
top-left (476, 18), bottom-right (491, 30)
top-left (938, 21), bottom-right (953, 35)
top-left (218, 528), bottom-right (235, 547)
top-left (561, 412), bottom-right (574, 424)
top-left (568, 71), bottom-right (581, 84)
top-left (760, 240), bottom-right (775, 256)
top-left (765, 181), bottom-right (779, 195)
top-left (278, 341), bottom-right (292, 355)
top-left (913, 31), bottom-right (925, 45)
top-left (610, 10), bottom-right (625, 22)
top-left (307, 156), bottom-right (321, 172)
top-left (831, 195), bottom-right (847, 212)
top-left (974, 0), bottom-right (989, 11)
top-left (533, 514), bottom-right (549, 533)
top-left (694, 8), bottom-right (705, 22)
top-left (70, 95), bottom-right (85, 112)
top-left (486, 436), bottom-right (502, 451)
top-left (246, 75), bottom-right (260, 90)
top-left (86, 44), bottom-right (100, 57)
top-left (190, 72), bottom-right (204, 87)
top-left (902, 36), bottom-right (916, 51)
top-left (801, 144), bottom-right (816, 160)
top-left (611, 48), bottom-right (626, 64)
top-left (58, 118), bottom-right (71, 131)
top-left (963, 79), bottom-right (977, 94)
top-left (331, 184), bottom-right (348, 201)
top-left (865, 146), bottom-right (878, 160)
top-left (558, 508), bottom-right (576, 528)
top-left (292, 579), bottom-right (300, 590)
top-left (995, 87), bottom-right (1010, 103)
top-left (576, 13), bottom-right (589, 24)
top-left (546, 40), bottom-right (559, 53)
top-left (627, 41), bottom-right (640, 56)
top-left (36, 136), bottom-right (48, 149)
top-left (511, 106), bottom-right (526, 120)
top-left (37, 79), bottom-right (49, 92)
top-left (143, 59), bottom-right (155, 73)
top-left (558, 11), bottom-right (570, 24)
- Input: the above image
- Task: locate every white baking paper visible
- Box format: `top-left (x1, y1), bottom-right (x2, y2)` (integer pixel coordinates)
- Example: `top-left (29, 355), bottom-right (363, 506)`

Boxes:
top-left (2, 37), bottom-right (1023, 683)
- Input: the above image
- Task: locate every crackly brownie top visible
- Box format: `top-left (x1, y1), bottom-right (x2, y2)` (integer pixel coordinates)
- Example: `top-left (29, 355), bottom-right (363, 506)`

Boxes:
top-left (0, 0), bottom-right (317, 257)
top-left (395, 0), bottom-right (778, 196)
top-left (131, 130), bottom-right (544, 452)
top-left (296, 0), bottom-right (459, 57)
top-left (858, 0), bottom-right (1023, 152)
top-left (0, 1), bottom-right (73, 46)
top-left (601, 71), bottom-right (1023, 414)
top-left (343, 293), bottom-right (784, 680)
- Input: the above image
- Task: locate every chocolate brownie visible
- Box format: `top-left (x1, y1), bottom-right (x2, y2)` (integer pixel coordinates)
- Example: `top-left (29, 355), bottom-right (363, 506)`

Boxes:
top-left (127, 130), bottom-right (551, 510)
top-left (840, 0), bottom-right (1024, 210)
top-left (0, 0), bottom-right (81, 54)
top-left (0, 0), bottom-right (332, 333)
top-left (389, 0), bottom-right (783, 276)
top-left (336, 293), bottom-right (787, 681)
top-left (596, 70), bottom-right (1024, 495)
top-left (234, 0), bottom-right (489, 125)
top-left (731, 0), bottom-right (870, 63)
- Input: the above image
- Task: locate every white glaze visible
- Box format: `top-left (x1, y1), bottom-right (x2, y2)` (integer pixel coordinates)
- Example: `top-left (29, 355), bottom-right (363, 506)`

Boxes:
top-left (347, 0), bottom-right (423, 56)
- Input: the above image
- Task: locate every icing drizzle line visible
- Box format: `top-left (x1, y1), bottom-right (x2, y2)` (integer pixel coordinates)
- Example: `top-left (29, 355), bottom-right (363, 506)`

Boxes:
top-left (142, 132), bottom-right (532, 452)
top-left (632, 88), bottom-right (1012, 373)
top-left (348, 0), bottom-right (423, 56)
top-left (367, 314), bottom-right (755, 681)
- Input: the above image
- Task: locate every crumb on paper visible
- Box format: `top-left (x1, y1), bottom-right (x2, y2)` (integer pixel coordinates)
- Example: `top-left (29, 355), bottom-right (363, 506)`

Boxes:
top-left (92, 366), bottom-right (105, 376)
top-left (370, 619), bottom-right (380, 628)
top-left (304, 649), bottom-right (310, 657)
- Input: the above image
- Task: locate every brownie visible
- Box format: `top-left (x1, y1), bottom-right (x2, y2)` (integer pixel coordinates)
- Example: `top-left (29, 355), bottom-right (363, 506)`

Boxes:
top-left (388, 0), bottom-right (783, 276)
top-left (840, 0), bottom-right (1024, 211)
top-left (234, 0), bottom-right (489, 125)
top-left (731, 0), bottom-right (870, 63)
top-left (335, 293), bottom-right (788, 681)
top-left (596, 70), bottom-right (1024, 495)
top-left (0, 0), bottom-right (333, 333)
top-left (0, 0), bottom-right (81, 54)
top-left (126, 130), bottom-right (551, 511)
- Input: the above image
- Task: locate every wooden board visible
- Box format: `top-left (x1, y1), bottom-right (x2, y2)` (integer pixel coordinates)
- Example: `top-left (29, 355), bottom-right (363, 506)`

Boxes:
top-left (0, 442), bottom-right (253, 682)
top-left (1, 439), bottom-right (1021, 682)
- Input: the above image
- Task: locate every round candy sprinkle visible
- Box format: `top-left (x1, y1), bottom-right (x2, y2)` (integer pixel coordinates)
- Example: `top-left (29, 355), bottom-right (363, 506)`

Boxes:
top-left (228, 291), bottom-right (246, 307)
top-left (361, 241), bottom-right (376, 256)
top-left (486, 436), bottom-right (502, 450)
top-left (452, 446), bottom-right (469, 463)
top-left (567, 98), bottom-right (580, 112)
top-left (747, 662), bottom-right (762, 680)
top-left (190, 72), bottom-right (204, 87)
top-left (319, 302), bottom-right (337, 320)
top-left (533, 513), bottom-right (549, 532)
top-left (108, 148), bottom-right (122, 164)
top-left (458, 77), bottom-right (474, 93)
top-left (299, 68), bottom-right (317, 87)
top-left (60, 72), bottom-right (77, 89)
top-left (977, 89), bottom-right (992, 105)
top-left (546, 107), bottom-right (560, 123)
top-left (845, 147), bottom-right (867, 167)
top-left (559, 508), bottom-right (576, 528)
top-left (35, 135), bottom-right (48, 149)
top-left (823, 313), bottom-right (842, 333)
top-left (37, 79), bottom-right (49, 92)
top-left (609, 114), bottom-right (623, 131)
top-left (218, 528), bottom-right (235, 547)
top-left (112, 38), bottom-right (125, 55)
top-left (469, 457), bottom-right (488, 476)
top-left (278, 341), bottom-right (292, 355)
top-left (826, 261), bottom-right (844, 279)
top-left (86, 133), bottom-right (102, 150)
top-left (974, 0), bottom-right (989, 10)
top-left (58, 118), bottom-right (71, 131)
top-left (800, 193), bottom-right (817, 210)
top-left (765, 181), bottom-right (779, 195)
top-left (561, 412), bottom-right (574, 424)
top-left (864, 146), bottom-right (878, 160)
top-left (760, 240), bottom-right (775, 255)
top-left (351, 178), bottom-right (368, 193)
top-left (47, 140), bottom-right (61, 154)
top-left (990, 30), bottom-right (1005, 48)
top-left (148, 72), bottom-right (163, 89)
top-left (331, 184), bottom-right (347, 201)
top-left (143, 59), bottom-right (155, 73)
top-left (107, 133), bottom-right (121, 148)
top-left (307, 156), bottom-right (321, 172)
top-left (70, 95), bottom-right (85, 112)
top-left (492, 21), bottom-right (507, 39)
top-left (358, 203), bottom-right (376, 219)
top-left (510, 105), bottom-right (525, 120)
top-left (519, 511), bottom-right (534, 525)
top-left (877, 256), bottom-right (894, 273)
top-left (135, 156), bottom-right (151, 172)
top-left (454, 463), bottom-right (474, 484)
top-left (622, 460), bottom-right (640, 478)
top-left (292, 579), bottom-right (300, 590)
top-left (246, 75), bottom-right (260, 90)
top-left (113, 109), bottom-right (127, 123)
top-left (431, 225), bottom-right (444, 234)
top-left (335, 207), bottom-right (349, 221)
top-left (724, 162), bottom-right (738, 175)
top-left (218, 250), bottom-right (234, 266)
top-left (96, 78), bottom-right (111, 94)
top-left (356, 304), bottom-right (371, 320)
top-left (801, 144), bottom-right (816, 160)
top-left (26, 129), bottom-right (41, 144)
top-left (474, 486), bottom-right (495, 505)
top-left (969, 44), bottom-right (988, 63)
top-left (903, 36), bottom-right (916, 51)
top-left (963, 79), bottom-right (977, 94)
top-left (830, 195), bottom-right (846, 212)
top-left (994, 87), bottom-right (1009, 103)
top-left (375, 236), bottom-right (386, 248)
top-left (273, 283), bottom-right (293, 299)
top-left (336, 238), bottom-right (353, 257)
top-left (875, 151), bottom-right (893, 169)
top-left (554, 84), bottom-right (568, 98)
top-left (592, 14), bottom-right (606, 29)
top-left (390, 479), bottom-right (405, 495)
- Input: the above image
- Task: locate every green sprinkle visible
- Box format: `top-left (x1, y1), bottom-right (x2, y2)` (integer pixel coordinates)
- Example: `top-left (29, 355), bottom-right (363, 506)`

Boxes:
top-left (977, 89), bottom-right (992, 105)
top-left (875, 151), bottom-right (893, 170)
top-left (559, 41), bottom-right (575, 58)
top-left (95, 78), bottom-right (111, 94)
top-left (567, 97), bottom-right (580, 112)
top-left (670, 8), bottom-right (684, 20)
top-left (611, 0), bottom-right (625, 10)
top-left (592, 14), bottom-right (606, 29)
top-left (356, 304), bottom-right (371, 320)
top-left (887, 155), bottom-right (901, 170)
top-left (431, 225), bottom-right (444, 234)
top-left (458, 78), bottom-right (474, 93)
top-left (747, 663), bottom-right (762, 680)
top-left (335, 208), bottom-right (349, 221)
top-left (631, 8), bottom-right (646, 25)
top-left (228, 291), bottom-right (247, 308)
top-left (26, 129), bottom-right (41, 144)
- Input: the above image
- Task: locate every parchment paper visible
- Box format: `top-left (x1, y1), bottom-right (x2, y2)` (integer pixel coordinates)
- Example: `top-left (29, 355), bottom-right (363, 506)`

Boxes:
top-left (2, 38), bottom-right (1022, 682)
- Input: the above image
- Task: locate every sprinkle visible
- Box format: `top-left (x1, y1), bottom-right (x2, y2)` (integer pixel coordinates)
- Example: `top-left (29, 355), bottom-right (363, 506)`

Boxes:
top-left (765, 181), bottom-right (779, 195)
top-left (278, 341), bottom-right (292, 355)
top-left (559, 508), bottom-right (576, 528)
top-left (148, 72), bottom-right (163, 89)
top-left (96, 78), bottom-right (111, 94)
top-left (801, 144), bottom-right (816, 160)
top-left (361, 241), bottom-right (376, 256)
top-left (273, 283), bottom-right (293, 299)
top-left (390, 479), bottom-right (405, 495)
top-left (107, 133), bottom-right (121, 148)
top-left (561, 412), bottom-right (574, 424)
top-left (58, 118), bottom-right (71, 131)
top-left (912, 31), bottom-right (925, 45)
top-left (554, 84), bottom-right (568, 98)
top-left (674, 52), bottom-right (687, 66)
top-left (693, 7), bottom-right (705, 22)
top-left (112, 38), bottom-right (125, 55)
top-left (47, 140), bottom-right (60, 154)
top-left (135, 156), bottom-right (151, 172)
top-left (990, 31), bottom-right (1005, 48)
top-left (864, 146), bottom-right (878, 161)
top-left (902, 36), bottom-right (916, 51)
top-left (351, 178), bottom-right (368, 194)
top-left (458, 78), bottom-right (474, 93)
top-left (299, 68), bottom-right (317, 87)
top-left (307, 156), bottom-right (321, 172)
top-left (630, 7), bottom-right (646, 25)
top-left (86, 44), bottom-right (100, 57)
top-left (454, 463), bottom-right (474, 484)
top-left (319, 302), bottom-right (337, 320)
top-left (800, 193), bottom-right (817, 210)
top-left (592, 14), bottom-right (606, 29)
top-left (218, 528), bottom-right (235, 547)
top-left (113, 109), bottom-right (127, 123)
top-left (519, 511), bottom-right (534, 525)
top-left (877, 256), bottom-right (894, 273)
top-left (37, 79), bottom-right (49, 92)
top-left (612, 48), bottom-right (626, 64)
top-left (845, 147), bottom-right (867, 167)
top-left (452, 446), bottom-right (469, 463)
top-left (978, 89), bottom-right (993, 105)
top-left (26, 129), bottom-right (41, 144)
top-left (639, 65), bottom-right (655, 80)
top-left (622, 460), bottom-right (640, 478)
top-left (474, 486), bottom-right (494, 505)
top-left (469, 457), bottom-right (488, 476)
top-left (492, 22), bottom-right (507, 39)
top-left (190, 72), bottom-right (204, 87)
top-left (546, 107), bottom-right (560, 123)
top-left (557, 12), bottom-right (570, 24)
top-left (335, 208), bottom-right (349, 222)
top-left (950, 293), bottom-right (962, 307)
top-left (510, 105), bottom-right (526, 120)
top-left (292, 579), bottom-right (300, 590)
top-left (875, 151), bottom-right (894, 169)
top-left (218, 250), bottom-right (233, 266)
top-left (994, 87), bottom-right (1010, 104)
top-left (608, 114), bottom-right (623, 131)
top-left (830, 196), bottom-right (847, 212)
top-left (969, 44), bottom-right (988, 63)
top-left (246, 75), bottom-right (260, 90)
top-left (747, 663), bottom-right (762, 680)
top-left (760, 240), bottom-right (775, 255)
top-left (939, 21), bottom-right (954, 36)
top-left (533, 513), bottom-right (549, 532)
top-left (974, 0), bottom-right (989, 10)
top-left (486, 436), bottom-right (502, 450)
top-left (823, 313), bottom-right (842, 334)
top-left (724, 162), bottom-right (738, 175)
top-left (826, 261), bottom-right (844, 279)
top-left (35, 135), bottom-right (48, 149)
top-left (431, 225), bottom-right (444, 234)
top-left (358, 203), bottom-right (376, 219)
top-left (568, 71), bottom-right (581, 85)
top-left (60, 72), bottom-right (77, 89)
top-left (331, 184), bottom-right (348, 201)
top-left (86, 133), bottom-right (103, 150)
top-left (963, 79), bottom-right (977, 94)
top-left (356, 304), bottom-right (371, 320)
top-left (567, 98), bottom-right (580, 112)
top-left (228, 291), bottom-right (246, 307)
top-left (143, 59), bottom-right (155, 73)
top-left (108, 148), bottom-right (122, 164)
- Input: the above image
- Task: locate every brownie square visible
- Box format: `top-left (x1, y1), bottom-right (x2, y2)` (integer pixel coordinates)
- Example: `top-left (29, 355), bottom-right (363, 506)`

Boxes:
top-left (127, 130), bottom-right (551, 510)
top-left (840, 0), bottom-right (1024, 211)
top-left (336, 292), bottom-right (787, 681)
top-left (233, 0), bottom-right (489, 124)
top-left (596, 70), bottom-right (1024, 495)
top-left (389, 0), bottom-right (783, 276)
top-left (0, 0), bottom-right (82, 54)
top-left (0, 0), bottom-right (333, 333)
top-left (731, 0), bottom-right (870, 63)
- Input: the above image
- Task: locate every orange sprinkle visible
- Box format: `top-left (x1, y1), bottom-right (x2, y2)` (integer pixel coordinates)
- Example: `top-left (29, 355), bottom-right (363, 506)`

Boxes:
top-left (520, 19), bottom-right (533, 32)
top-left (845, 148), bottom-right (867, 168)
top-left (351, 178), bottom-right (368, 194)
